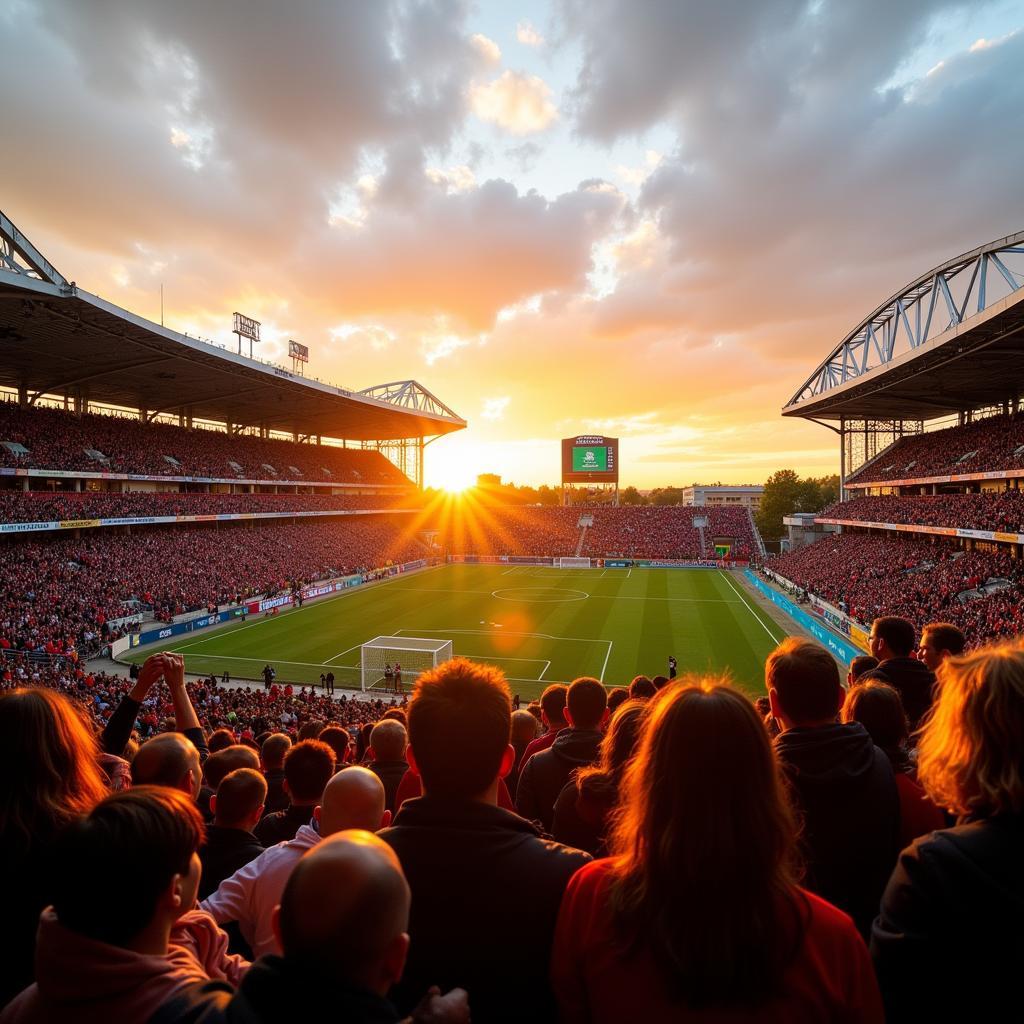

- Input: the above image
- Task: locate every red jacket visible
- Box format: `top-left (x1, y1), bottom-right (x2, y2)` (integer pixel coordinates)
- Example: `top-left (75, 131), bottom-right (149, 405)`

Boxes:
top-left (551, 859), bottom-right (884, 1024)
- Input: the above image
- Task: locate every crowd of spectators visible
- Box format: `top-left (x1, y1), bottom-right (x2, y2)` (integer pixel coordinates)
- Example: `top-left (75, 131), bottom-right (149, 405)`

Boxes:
top-left (3, 619), bottom-right (1022, 1022)
top-left (818, 491), bottom-right (1024, 534)
top-left (847, 411), bottom-right (1024, 484)
top-left (770, 532), bottom-right (1024, 646)
top-left (0, 402), bottom-right (408, 484)
top-left (0, 489), bottom-right (416, 523)
top-left (0, 517), bottom-right (426, 657)
top-left (440, 505), bottom-right (757, 560)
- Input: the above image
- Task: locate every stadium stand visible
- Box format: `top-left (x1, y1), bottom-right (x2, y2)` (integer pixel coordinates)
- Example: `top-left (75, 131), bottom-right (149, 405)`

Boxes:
top-left (817, 492), bottom-right (1024, 533)
top-left (0, 403), bottom-right (409, 485)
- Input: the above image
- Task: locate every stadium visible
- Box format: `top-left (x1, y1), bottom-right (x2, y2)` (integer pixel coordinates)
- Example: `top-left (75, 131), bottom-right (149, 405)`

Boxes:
top-left (3, 6), bottom-right (1023, 1019)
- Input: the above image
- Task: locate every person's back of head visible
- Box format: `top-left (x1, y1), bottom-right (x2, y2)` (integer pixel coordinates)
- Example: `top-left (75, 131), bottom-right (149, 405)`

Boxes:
top-left (369, 719), bottom-right (408, 762)
top-left (566, 677), bottom-right (609, 732)
top-left (0, 688), bottom-right (108, 856)
top-left (318, 765), bottom-right (389, 835)
top-left (283, 740), bottom-right (336, 806)
top-left (606, 687), bottom-right (630, 715)
top-left (628, 675), bottom-right (656, 700)
top-left (261, 732), bottom-right (291, 772)
top-left (275, 831), bottom-right (410, 995)
top-left (511, 709), bottom-right (540, 746)
top-left (298, 720), bottom-right (325, 742)
top-left (52, 787), bottom-right (205, 948)
top-left (539, 683), bottom-right (568, 730)
top-left (203, 744), bottom-right (260, 790)
top-left (918, 640), bottom-right (1024, 818)
top-left (871, 616), bottom-right (916, 660)
top-left (212, 768), bottom-right (267, 831)
top-left (765, 638), bottom-right (842, 728)
top-left (848, 655), bottom-right (879, 685)
top-left (382, 709), bottom-right (407, 727)
top-left (919, 622), bottom-right (967, 671)
top-left (132, 733), bottom-right (203, 800)
top-left (841, 682), bottom-right (909, 767)
top-left (407, 657), bottom-right (512, 800)
top-left (208, 729), bottom-right (235, 754)
top-left (319, 726), bottom-right (351, 766)
top-left (608, 681), bottom-right (800, 1006)
top-left (577, 699), bottom-right (647, 795)
top-left (652, 675), bottom-right (670, 691)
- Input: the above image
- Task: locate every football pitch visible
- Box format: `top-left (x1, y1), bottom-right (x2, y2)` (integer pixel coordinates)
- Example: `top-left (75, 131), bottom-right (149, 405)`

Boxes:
top-left (124, 564), bottom-right (794, 701)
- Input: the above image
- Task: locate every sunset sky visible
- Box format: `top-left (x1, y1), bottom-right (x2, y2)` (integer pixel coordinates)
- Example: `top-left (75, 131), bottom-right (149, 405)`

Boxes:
top-left (3, 0), bottom-right (1023, 490)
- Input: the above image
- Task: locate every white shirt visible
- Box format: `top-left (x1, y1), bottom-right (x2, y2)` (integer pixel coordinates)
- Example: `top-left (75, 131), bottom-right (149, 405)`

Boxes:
top-left (200, 823), bottom-right (320, 957)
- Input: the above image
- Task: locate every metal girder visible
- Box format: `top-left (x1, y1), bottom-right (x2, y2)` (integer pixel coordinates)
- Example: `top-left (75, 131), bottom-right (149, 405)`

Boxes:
top-left (0, 210), bottom-right (68, 288)
top-left (785, 230), bottom-right (1024, 410)
top-left (357, 380), bottom-right (463, 424)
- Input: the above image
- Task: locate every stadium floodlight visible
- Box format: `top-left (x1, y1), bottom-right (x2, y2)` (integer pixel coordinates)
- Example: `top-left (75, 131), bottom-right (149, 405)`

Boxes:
top-left (557, 557), bottom-right (592, 568)
top-left (360, 636), bottom-right (453, 692)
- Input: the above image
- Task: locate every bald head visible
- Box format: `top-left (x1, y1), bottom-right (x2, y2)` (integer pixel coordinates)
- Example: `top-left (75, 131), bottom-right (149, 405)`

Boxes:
top-left (132, 733), bottom-right (202, 800)
top-left (369, 719), bottom-right (407, 762)
top-left (276, 831), bottom-right (410, 991)
top-left (317, 766), bottom-right (387, 837)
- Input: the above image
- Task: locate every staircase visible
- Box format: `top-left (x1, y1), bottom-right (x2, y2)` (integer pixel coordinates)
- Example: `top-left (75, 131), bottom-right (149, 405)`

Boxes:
top-left (748, 507), bottom-right (767, 559)
top-left (576, 514), bottom-right (594, 557)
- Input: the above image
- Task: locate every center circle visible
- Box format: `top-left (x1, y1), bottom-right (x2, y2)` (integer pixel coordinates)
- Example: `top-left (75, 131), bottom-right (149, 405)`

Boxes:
top-left (491, 587), bottom-right (589, 603)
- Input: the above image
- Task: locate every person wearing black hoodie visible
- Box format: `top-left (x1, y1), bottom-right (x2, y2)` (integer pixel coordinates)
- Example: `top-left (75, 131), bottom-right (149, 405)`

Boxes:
top-left (516, 677), bottom-right (609, 833)
top-left (869, 616), bottom-right (936, 730)
top-left (767, 637), bottom-right (900, 939)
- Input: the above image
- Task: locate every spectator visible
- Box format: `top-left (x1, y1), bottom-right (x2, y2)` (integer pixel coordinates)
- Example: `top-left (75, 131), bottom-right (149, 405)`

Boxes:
top-left (133, 733), bottom-right (204, 802)
top-left (2, 788), bottom-right (246, 1024)
top-left (605, 686), bottom-right (630, 715)
top-left (519, 684), bottom-right (568, 766)
top-left (202, 766), bottom-right (389, 958)
top-left (551, 681), bottom-right (882, 1022)
top-left (317, 725), bottom-right (351, 768)
top-left (872, 641), bottom-right (1024, 1021)
top-left (847, 655), bottom-right (879, 686)
top-left (199, 746), bottom-right (261, 822)
top-left (506, 708), bottom-right (540, 799)
top-left (259, 733), bottom-right (291, 814)
top-left (367, 719), bottom-right (410, 814)
top-left (516, 677), bottom-right (608, 832)
top-left (254, 739), bottom-right (335, 845)
top-left (379, 658), bottom-right (590, 1023)
top-left (768, 638), bottom-right (900, 937)
top-left (552, 699), bottom-right (647, 857)
top-left (627, 675), bottom-right (656, 700)
top-left (158, 832), bottom-right (469, 1024)
top-left (199, 769), bottom-right (267, 900)
top-left (0, 688), bottom-right (109, 1007)
top-left (869, 617), bottom-right (936, 730)
top-left (842, 682), bottom-right (945, 847)
top-left (917, 621), bottom-right (966, 672)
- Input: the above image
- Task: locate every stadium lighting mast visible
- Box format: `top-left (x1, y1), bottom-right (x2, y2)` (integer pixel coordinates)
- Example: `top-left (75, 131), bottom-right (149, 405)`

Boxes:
top-left (233, 311), bottom-right (261, 358)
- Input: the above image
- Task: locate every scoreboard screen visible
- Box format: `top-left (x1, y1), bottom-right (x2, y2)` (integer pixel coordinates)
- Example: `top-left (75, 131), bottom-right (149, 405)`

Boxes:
top-left (562, 436), bottom-right (619, 484)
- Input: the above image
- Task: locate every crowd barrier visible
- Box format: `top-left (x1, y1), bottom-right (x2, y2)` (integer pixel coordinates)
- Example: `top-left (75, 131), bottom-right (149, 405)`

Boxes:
top-left (815, 516), bottom-right (1024, 545)
top-left (744, 571), bottom-right (864, 664)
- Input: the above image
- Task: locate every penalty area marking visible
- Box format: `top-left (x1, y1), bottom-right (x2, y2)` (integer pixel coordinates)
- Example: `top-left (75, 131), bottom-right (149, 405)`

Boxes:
top-left (491, 587), bottom-right (589, 603)
top-left (717, 570), bottom-right (784, 646)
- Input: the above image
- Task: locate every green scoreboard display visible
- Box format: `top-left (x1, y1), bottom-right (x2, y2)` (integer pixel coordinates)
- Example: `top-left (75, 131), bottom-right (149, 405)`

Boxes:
top-left (562, 436), bottom-right (619, 483)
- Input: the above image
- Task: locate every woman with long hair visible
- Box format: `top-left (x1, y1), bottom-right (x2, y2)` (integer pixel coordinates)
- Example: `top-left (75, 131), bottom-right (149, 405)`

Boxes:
top-left (552, 698), bottom-right (647, 856)
top-left (0, 687), bottom-right (109, 1007)
top-left (551, 680), bottom-right (882, 1022)
top-left (871, 641), bottom-right (1024, 1022)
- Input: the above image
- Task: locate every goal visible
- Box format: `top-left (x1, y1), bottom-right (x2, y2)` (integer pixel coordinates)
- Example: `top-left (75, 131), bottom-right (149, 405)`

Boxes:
top-left (359, 636), bottom-right (453, 692)
top-left (556, 557), bottom-right (592, 568)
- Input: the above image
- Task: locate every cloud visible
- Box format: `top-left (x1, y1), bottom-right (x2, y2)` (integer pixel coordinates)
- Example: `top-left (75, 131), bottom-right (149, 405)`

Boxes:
top-left (481, 396), bottom-right (511, 419)
top-left (471, 32), bottom-right (502, 63)
top-left (471, 70), bottom-right (558, 133)
top-left (516, 20), bottom-right (545, 47)
top-left (614, 149), bottom-right (662, 186)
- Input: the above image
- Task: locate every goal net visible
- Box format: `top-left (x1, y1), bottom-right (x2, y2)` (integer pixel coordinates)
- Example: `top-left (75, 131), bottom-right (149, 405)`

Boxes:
top-left (557, 557), bottom-right (592, 568)
top-left (360, 636), bottom-right (453, 692)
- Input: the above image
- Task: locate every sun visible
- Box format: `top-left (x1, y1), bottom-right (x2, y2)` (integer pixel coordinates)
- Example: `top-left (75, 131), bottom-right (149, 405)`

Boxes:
top-left (428, 463), bottom-right (477, 494)
top-left (425, 442), bottom-right (479, 493)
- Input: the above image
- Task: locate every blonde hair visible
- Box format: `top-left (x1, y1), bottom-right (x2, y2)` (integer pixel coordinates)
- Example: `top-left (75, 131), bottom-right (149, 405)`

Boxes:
top-left (917, 641), bottom-right (1024, 817)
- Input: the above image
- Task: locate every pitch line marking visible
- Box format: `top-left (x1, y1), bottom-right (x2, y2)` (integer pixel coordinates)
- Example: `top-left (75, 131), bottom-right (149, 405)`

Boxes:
top-left (599, 640), bottom-right (613, 683)
top-left (717, 570), bottom-right (784, 645)
top-left (395, 627), bottom-right (607, 645)
top-left (491, 587), bottom-right (589, 603)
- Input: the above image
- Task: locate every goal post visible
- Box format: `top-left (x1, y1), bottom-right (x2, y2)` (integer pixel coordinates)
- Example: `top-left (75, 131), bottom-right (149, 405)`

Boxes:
top-left (360, 636), bottom-right (453, 692)
top-left (556, 557), bottom-right (592, 568)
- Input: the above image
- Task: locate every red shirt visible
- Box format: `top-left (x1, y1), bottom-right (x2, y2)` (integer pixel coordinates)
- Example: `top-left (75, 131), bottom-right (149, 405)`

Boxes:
top-left (551, 859), bottom-right (883, 1024)
top-left (520, 726), bottom-right (565, 768)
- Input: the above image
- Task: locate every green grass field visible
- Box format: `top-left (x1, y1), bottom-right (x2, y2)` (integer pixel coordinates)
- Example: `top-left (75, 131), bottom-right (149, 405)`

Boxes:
top-left (124, 564), bottom-right (793, 701)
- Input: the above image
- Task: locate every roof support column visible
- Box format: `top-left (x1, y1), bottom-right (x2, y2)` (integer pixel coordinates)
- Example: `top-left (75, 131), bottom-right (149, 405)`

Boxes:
top-left (17, 385), bottom-right (27, 407)
top-left (839, 417), bottom-right (847, 502)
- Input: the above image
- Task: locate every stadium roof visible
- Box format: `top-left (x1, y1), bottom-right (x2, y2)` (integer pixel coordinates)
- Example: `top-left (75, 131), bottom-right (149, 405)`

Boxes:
top-left (783, 230), bottom-right (1024, 422)
top-left (0, 211), bottom-right (466, 441)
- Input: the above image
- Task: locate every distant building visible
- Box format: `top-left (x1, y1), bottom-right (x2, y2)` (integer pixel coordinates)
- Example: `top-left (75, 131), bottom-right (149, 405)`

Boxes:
top-left (680, 485), bottom-right (763, 511)
top-left (476, 473), bottom-right (502, 487)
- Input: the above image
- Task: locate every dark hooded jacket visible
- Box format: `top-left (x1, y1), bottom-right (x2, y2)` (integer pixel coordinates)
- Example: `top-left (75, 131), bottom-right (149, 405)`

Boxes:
top-left (148, 955), bottom-right (403, 1024)
top-left (515, 729), bottom-right (603, 832)
top-left (379, 795), bottom-right (590, 1023)
top-left (875, 656), bottom-right (935, 730)
top-left (775, 721), bottom-right (900, 938)
top-left (871, 813), bottom-right (1024, 1023)
top-left (551, 772), bottom-right (618, 857)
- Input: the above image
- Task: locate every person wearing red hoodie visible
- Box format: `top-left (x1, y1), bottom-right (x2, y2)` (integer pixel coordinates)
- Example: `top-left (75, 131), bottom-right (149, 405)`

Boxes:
top-left (1, 787), bottom-right (247, 1024)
